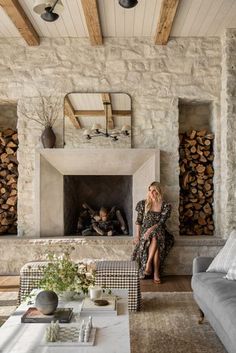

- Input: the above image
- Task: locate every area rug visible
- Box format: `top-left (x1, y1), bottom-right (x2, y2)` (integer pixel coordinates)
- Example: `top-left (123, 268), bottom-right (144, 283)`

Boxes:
top-left (0, 291), bottom-right (228, 352)
top-left (130, 292), bottom-right (227, 353)
top-left (0, 291), bottom-right (18, 323)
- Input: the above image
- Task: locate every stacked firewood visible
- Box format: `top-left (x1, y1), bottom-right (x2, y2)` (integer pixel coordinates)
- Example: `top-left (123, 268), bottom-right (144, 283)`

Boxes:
top-left (0, 128), bottom-right (18, 234)
top-left (179, 129), bottom-right (214, 235)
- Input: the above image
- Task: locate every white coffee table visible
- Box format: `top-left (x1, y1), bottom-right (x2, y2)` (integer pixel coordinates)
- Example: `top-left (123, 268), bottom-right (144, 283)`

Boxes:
top-left (0, 289), bottom-right (130, 353)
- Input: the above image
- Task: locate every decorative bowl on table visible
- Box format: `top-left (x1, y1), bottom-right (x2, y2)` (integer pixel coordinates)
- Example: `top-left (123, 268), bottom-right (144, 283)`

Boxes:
top-left (93, 299), bottom-right (109, 306)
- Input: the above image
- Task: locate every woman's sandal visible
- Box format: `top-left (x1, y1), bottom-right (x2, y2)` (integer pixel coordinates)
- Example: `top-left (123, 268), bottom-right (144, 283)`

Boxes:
top-left (144, 270), bottom-right (152, 276)
top-left (153, 278), bottom-right (162, 284)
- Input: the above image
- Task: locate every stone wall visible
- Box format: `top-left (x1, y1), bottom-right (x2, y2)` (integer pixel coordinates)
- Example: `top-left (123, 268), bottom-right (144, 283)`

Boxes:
top-left (0, 35), bottom-right (233, 274)
top-left (0, 36), bottom-right (222, 237)
top-left (221, 29), bottom-right (236, 237)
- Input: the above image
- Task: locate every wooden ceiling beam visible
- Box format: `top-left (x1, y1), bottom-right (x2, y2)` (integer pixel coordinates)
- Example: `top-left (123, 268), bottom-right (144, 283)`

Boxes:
top-left (154, 0), bottom-right (180, 45)
top-left (64, 97), bottom-right (81, 129)
top-left (81, 0), bottom-right (103, 46)
top-left (101, 93), bottom-right (114, 129)
top-left (74, 110), bottom-right (131, 116)
top-left (75, 110), bottom-right (105, 116)
top-left (0, 0), bottom-right (40, 46)
top-left (112, 110), bottom-right (131, 116)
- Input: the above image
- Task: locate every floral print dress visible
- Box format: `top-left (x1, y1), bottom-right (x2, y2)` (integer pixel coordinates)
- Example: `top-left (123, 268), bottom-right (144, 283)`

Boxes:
top-left (131, 200), bottom-right (174, 278)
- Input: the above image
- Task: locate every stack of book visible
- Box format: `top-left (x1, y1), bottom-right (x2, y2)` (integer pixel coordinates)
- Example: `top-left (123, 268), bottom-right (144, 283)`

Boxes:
top-left (81, 296), bottom-right (117, 316)
top-left (21, 307), bottom-right (73, 323)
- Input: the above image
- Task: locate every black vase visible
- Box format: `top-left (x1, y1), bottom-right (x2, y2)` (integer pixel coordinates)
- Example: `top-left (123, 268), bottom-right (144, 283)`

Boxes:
top-left (35, 290), bottom-right (58, 315)
top-left (41, 126), bottom-right (56, 148)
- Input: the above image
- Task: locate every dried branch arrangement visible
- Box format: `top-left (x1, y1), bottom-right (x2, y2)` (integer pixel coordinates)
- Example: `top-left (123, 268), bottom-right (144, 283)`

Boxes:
top-left (19, 96), bottom-right (62, 127)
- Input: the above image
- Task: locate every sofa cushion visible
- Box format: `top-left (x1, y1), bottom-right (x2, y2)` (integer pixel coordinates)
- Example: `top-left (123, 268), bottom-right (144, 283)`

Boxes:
top-left (226, 258), bottom-right (236, 280)
top-left (206, 230), bottom-right (236, 273)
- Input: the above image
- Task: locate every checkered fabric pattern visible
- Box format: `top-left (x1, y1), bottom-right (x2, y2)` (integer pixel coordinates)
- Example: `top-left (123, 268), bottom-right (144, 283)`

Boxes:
top-left (18, 260), bottom-right (141, 311)
top-left (95, 261), bottom-right (141, 311)
top-left (18, 260), bottom-right (92, 304)
top-left (18, 261), bottom-right (49, 305)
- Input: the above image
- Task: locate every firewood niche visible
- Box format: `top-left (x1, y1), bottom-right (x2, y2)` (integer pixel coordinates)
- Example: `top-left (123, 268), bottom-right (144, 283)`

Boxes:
top-left (0, 128), bottom-right (18, 234)
top-left (179, 129), bottom-right (214, 235)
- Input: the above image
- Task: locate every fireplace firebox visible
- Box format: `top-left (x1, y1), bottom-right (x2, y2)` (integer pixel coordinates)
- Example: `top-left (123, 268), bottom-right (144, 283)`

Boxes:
top-left (64, 175), bottom-right (132, 235)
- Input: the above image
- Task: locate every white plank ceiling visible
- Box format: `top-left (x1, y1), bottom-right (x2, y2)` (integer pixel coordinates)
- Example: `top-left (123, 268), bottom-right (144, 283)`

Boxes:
top-left (1, 0), bottom-right (236, 39)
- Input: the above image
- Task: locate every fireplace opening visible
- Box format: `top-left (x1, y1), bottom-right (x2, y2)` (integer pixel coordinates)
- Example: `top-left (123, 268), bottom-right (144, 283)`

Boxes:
top-left (64, 175), bottom-right (132, 236)
top-left (178, 100), bottom-right (214, 235)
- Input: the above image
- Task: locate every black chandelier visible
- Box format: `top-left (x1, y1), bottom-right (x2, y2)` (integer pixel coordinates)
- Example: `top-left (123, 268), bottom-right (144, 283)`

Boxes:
top-left (84, 102), bottom-right (130, 142)
top-left (119, 0), bottom-right (138, 9)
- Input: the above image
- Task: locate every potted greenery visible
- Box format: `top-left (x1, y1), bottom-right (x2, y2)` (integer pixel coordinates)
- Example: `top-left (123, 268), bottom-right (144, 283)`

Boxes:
top-left (39, 251), bottom-right (95, 299)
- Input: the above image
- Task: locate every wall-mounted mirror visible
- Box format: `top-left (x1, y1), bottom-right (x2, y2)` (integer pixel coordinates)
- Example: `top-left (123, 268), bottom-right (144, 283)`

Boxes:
top-left (64, 93), bottom-right (131, 148)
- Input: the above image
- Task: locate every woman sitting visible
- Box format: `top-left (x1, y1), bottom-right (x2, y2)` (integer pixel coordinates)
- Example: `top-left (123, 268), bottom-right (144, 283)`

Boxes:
top-left (131, 181), bottom-right (174, 283)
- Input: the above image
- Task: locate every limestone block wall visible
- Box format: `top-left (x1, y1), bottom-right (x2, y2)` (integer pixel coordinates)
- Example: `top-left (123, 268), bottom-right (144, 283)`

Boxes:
top-left (221, 29), bottom-right (236, 237)
top-left (0, 37), bottom-right (222, 238)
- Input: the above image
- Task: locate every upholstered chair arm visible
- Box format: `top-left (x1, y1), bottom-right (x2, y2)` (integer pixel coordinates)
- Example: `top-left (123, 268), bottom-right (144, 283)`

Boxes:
top-left (192, 257), bottom-right (214, 274)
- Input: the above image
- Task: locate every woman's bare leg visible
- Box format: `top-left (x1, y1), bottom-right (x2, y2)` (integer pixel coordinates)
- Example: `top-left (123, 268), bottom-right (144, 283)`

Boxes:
top-left (145, 237), bottom-right (157, 274)
top-left (153, 248), bottom-right (161, 282)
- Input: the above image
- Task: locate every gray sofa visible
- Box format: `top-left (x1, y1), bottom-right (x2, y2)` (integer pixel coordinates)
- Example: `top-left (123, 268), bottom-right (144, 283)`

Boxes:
top-left (191, 256), bottom-right (236, 353)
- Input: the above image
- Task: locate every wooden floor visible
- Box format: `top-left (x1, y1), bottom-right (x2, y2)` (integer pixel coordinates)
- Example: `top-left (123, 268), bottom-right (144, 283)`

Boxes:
top-left (0, 275), bottom-right (192, 293)
top-left (141, 275), bottom-right (192, 292)
top-left (0, 276), bottom-right (19, 292)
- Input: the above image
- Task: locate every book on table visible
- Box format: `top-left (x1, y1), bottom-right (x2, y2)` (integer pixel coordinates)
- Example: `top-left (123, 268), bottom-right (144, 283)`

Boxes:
top-left (21, 307), bottom-right (73, 323)
top-left (81, 296), bottom-right (117, 316)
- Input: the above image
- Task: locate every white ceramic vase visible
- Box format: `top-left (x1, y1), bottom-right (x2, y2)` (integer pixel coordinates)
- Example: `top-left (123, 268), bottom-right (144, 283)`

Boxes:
top-left (89, 286), bottom-right (102, 300)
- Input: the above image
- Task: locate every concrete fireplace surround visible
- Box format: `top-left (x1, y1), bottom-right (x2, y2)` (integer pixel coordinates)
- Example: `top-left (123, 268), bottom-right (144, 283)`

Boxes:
top-left (35, 148), bottom-right (160, 237)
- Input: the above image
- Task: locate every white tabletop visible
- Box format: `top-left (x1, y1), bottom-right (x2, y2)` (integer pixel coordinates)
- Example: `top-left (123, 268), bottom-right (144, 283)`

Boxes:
top-left (0, 290), bottom-right (130, 353)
